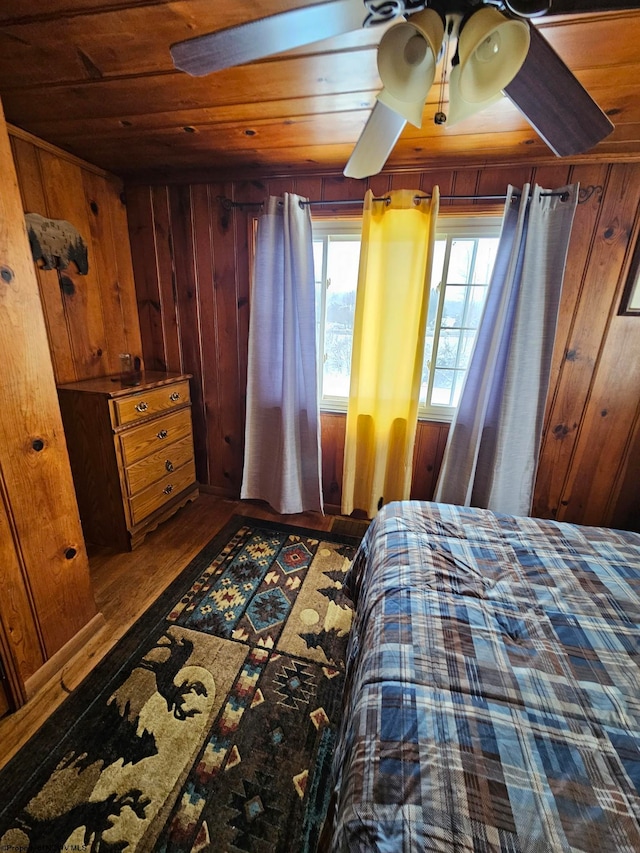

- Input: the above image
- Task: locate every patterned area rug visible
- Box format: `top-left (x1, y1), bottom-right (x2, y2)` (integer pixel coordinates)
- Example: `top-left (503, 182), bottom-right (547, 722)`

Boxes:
top-left (0, 516), bottom-right (361, 853)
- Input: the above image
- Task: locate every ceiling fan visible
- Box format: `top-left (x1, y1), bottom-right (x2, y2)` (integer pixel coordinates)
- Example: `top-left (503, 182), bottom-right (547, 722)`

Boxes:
top-left (170, 0), bottom-right (633, 179)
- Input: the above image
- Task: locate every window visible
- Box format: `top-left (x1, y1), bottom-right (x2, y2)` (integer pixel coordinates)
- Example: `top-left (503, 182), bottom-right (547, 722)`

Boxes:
top-left (313, 214), bottom-right (501, 420)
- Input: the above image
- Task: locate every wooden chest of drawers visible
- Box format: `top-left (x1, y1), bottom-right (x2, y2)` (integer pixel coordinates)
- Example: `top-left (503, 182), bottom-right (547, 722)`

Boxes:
top-left (57, 372), bottom-right (199, 551)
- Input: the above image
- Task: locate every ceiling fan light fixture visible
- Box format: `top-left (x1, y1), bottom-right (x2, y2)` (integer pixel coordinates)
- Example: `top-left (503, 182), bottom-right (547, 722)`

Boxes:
top-left (377, 88), bottom-right (425, 128)
top-left (503, 0), bottom-right (551, 18)
top-left (376, 9), bottom-right (445, 126)
top-left (458, 8), bottom-right (530, 104)
top-left (446, 63), bottom-right (503, 126)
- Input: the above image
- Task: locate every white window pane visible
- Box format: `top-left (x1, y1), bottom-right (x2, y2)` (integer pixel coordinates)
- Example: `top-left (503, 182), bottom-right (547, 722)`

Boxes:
top-left (312, 216), bottom-right (500, 416)
top-left (458, 329), bottom-right (477, 369)
top-left (313, 243), bottom-right (323, 338)
top-left (473, 238), bottom-right (499, 284)
top-left (467, 285), bottom-right (488, 328)
top-left (427, 240), bottom-right (446, 330)
top-left (447, 239), bottom-right (474, 284)
top-left (436, 329), bottom-right (460, 369)
top-left (323, 238), bottom-right (359, 399)
top-left (430, 240), bottom-right (446, 289)
top-left (313, 241), bottom-right (323, 283)
top-left (432, 369), bottom-right (455, 406)
top-left (423, 330), bottom-right (435, 373)
top-left (442, 285), bottom-right (466, 328)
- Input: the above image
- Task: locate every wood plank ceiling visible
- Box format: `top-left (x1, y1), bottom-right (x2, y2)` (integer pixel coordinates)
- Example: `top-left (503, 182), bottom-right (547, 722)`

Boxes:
top-left (0, 1), bottom-right (639, 181)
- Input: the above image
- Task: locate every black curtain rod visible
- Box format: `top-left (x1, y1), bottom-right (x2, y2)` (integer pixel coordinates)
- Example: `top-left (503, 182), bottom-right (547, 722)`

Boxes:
top-left (299, 193), bottom-right (525, 206)
top-left (218, 186), bottom-right (599, 212)
top-left (302, 191), bottom-right (579, 206)
top-left (218, 193), bottom-right (511, 210)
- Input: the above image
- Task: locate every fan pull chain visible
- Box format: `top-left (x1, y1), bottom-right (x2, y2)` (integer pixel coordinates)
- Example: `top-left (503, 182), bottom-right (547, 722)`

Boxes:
top-left (434, 20), bottom-right (452, 126)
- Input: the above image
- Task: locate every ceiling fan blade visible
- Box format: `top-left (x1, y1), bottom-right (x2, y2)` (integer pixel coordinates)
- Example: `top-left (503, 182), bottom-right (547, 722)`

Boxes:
top-left (171, 0), bottom-right (366, 76)
top-left (344, 100), bottom-right (407, 179)
top-left (504, 24), bottom-right (613, 156)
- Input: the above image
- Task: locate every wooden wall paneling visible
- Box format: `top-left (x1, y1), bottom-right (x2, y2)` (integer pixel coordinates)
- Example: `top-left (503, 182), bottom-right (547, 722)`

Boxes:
top-left (537, 164), bottom-right (611, 435)
top-left (106, 181), bottom-right (144, 363)
top-left (232, 178), bottom-right (264, 396)
top-left (124, 163), bottom-right (640, 527)
top-left (168, 184), bottom-right (208, 483)
top-left (0, 673), bottom-right (10, 718)
top-left (561, 310), bottom-right (640, 525)
top-left (364, 173), bottom-right (391, 200)
top-left (557, 192), bottom-right (640, 526)
top-left (230, 187), bottom-right (256, 495)
top-left (84, 171), bottom-right (144, 370)
top-left (531, 164), bottom-right (574, 192)
top-left (608, 403), bottom-right (640, 532)
top-left (126, 186), bottom-right (168, 371)
top-left (9, 135), bottom-right (78, 383)
top-left (202, 184), bottom-right (249, 496)
top-left (449, 169), bottom-right (482, 199)
top-left (293, 176), bottom-right (324, 203)
top-left (321, 175), bottom-right (364, 206)
top-left (81, 169), bottom-right (130, 374)
top-left (410, 421), bottom-right (450, 501)
top-left (320, 412), bottom-right (347, 511)
top-left (106, 182), bottom-right (145, 367)
top-left (36, 150), bottom-right (110, 379)
top-left (11, 129), bottom-right (145, 387)
top-left (0, 478), bottom-right (44, 700)
top-left (534, 163), bottom-right (614, 517)
top-left (265, 177), bottom-right (295, 199)
top-left (532, 163), bottom-right (608, 517)
top-left (389, 171), bottom-right (428, 192)
top-left (476, 165), bottom-right (534, 198)
top-left (417, 169), bottom-right (455, 199)
top-left (535, 163), bottom-right (640, 522)
top-left (0, 98), bottom-right (98, 659)
top-left (318, 414), bottom-right (450, 510)
top-left (190, 184), bottom-right (217, 488)
top-left (153, 185), bottom-right (183, 373)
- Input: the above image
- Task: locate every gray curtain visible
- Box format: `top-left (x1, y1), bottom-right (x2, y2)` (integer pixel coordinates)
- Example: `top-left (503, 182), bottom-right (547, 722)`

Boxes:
top-left (241, 193), bottom-right (323, 514)
top-left (434, 183), bottom-right (578, 516)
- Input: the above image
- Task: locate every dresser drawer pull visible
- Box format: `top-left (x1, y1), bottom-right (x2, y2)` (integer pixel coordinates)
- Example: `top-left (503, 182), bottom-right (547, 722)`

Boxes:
top-left (157, 429), bottom-right (168, 439)
top-left (165, 459), bottom-right (174, 473)
top-left (170, 392), bottom-right (181, 402)
top-left (135, 401), bottom-right (148, 413)
top-left (163, 483), bottom-right (174, 495)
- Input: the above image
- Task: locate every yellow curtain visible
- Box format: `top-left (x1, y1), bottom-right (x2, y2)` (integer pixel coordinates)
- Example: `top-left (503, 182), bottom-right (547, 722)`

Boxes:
top-left (341, 187), bottom-right (439, 518)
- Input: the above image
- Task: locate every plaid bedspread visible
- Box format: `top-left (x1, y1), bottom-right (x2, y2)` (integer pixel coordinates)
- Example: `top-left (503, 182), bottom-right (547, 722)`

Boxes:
top-left (326, 501), bottom-right (640, 852)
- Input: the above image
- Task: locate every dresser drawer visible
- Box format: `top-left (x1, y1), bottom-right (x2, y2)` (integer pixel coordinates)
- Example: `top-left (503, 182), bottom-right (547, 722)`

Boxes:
top-left (119, 407), bottom-right (192, 467)
top-left (129, 459), bottom-right (196, 525)
top-left (112, 380), bottom-right (190, 427)
top-left (125, 433), bottom-right (194, 496)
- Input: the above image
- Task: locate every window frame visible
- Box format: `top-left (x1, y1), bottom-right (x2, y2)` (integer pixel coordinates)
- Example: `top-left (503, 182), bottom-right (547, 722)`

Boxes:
top-left (313, 211), bottom-right (503, 422)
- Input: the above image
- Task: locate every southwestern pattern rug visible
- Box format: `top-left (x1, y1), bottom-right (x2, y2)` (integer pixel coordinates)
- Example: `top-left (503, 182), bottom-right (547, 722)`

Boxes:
top-left (0, 516), bottom-right (361, 853)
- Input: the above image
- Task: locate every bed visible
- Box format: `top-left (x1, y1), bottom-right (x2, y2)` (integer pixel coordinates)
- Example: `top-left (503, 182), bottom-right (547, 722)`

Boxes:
top-left (322, 500), bottom-right (640, 852)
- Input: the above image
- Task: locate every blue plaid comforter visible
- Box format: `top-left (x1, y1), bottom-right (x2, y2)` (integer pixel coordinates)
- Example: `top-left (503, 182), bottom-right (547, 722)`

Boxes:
top-left (326, 501), bottom-right (640, 852)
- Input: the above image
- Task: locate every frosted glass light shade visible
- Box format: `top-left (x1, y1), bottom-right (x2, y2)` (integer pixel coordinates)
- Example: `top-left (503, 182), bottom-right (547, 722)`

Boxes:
top-left (376, 9), bottom-right (444, 127)
top-left (458, 8), bottom-right (530, 104)
top-left (447, 63), bottom-right (503, 126)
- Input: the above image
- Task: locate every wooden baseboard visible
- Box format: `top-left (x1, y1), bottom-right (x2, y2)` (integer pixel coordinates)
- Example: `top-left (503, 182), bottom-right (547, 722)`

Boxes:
top-left (324, 503), bottom-right (341, 516)
top-left (24, 612), bottom-right (107, 700)
top-left (198, 484), bottom-right (238, 498)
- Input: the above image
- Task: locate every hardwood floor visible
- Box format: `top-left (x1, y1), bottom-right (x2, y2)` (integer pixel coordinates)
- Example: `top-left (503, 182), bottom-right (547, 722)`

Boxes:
top-left (0, 493), bottom-right (335, 772)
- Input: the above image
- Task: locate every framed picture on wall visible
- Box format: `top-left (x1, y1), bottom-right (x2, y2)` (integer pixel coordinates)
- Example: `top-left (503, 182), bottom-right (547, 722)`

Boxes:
top-left (620, 233), bottom-right (640, 315)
